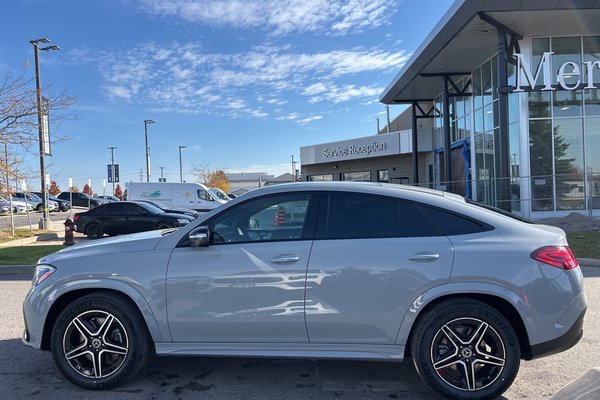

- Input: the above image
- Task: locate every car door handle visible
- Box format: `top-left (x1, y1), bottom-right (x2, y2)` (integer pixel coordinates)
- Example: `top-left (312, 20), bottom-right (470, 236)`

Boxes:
top-left (408, 252), bottom-right (440, 262)
top-left (271, 254), bottom-right (300, 264)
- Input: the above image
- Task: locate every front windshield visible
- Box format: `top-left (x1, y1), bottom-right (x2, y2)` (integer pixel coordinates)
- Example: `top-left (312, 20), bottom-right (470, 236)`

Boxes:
top-left (211, 188), bottom-right (230, 201)
top-left (137, 202), bottom-right (165, 214)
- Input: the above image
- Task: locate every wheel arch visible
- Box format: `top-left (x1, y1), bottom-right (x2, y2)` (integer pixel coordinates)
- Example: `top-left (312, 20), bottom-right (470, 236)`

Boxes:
top-left (399, 288), bottom-right (533, 361)
top-left (40, 287), bottom-right (162, 351)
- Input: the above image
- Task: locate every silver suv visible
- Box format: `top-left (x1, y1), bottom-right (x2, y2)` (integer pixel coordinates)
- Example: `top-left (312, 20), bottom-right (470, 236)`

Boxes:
top-left (22, 182), bottom-right (586, 399)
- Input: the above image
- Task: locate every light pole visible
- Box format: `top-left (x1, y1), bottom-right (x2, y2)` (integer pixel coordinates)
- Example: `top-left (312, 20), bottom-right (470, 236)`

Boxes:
top-left (31, 38), bottom-right (60, 229)
top-left (144, 119), bottom-right (155, 182)
top-left (178, 145), bottom-right (186, 182)
top-left (107, 146), bottom-right (117, 195)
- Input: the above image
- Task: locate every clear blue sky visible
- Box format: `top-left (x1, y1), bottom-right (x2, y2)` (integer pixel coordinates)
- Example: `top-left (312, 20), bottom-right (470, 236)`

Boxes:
top-left (1, 0), bottom-right (454, 193)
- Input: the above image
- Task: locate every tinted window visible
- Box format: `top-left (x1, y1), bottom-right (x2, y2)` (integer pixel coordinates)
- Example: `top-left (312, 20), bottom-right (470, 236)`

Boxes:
top-left (210, 193), bottom-right (315, 244)
top-left (419, 205), bottom-right (492, 235)
top-left (317, 192), bottom-right (396, 239)
top-left (316, 192), bottom-right (440, 239)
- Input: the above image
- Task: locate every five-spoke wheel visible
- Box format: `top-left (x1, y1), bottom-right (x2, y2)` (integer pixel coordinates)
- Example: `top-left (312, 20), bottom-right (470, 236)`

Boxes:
top-left (51, 293), bottom-right (151, 389)
top-left (411, 298), bottom-right (520, 400)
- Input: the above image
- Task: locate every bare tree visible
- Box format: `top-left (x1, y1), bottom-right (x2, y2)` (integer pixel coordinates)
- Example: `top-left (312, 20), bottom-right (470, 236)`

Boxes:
top-left (191, 162), bottom-right (230, 192)
top-left (0, 71), bottom-right (76, 193)
top-left (0, 72), bottom-right (76, 147)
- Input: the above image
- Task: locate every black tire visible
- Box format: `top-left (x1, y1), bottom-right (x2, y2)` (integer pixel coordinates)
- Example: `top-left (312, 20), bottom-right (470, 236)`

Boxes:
top-left (36, 204), bottom-right (43, 212)
top-left (410, 298), bottom-right (520, 400)
top-left (50, 292), bottom-right (151, 390)
top-left (85, 223), bottom-right (104, 239)
top-left (156, 222), bottom-right (173, 229)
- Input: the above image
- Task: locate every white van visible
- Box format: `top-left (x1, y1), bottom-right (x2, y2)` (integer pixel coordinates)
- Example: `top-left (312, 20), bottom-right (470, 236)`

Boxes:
top-left (127, 182), bottom-right (226, 212)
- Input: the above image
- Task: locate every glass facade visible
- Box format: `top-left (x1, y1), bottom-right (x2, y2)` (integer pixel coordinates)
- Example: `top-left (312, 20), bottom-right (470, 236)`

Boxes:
top-left (528, 36), bottom-right (600, 212)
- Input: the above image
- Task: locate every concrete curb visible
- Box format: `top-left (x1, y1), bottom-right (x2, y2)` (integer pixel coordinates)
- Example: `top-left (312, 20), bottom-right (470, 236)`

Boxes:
top-left (579, 258), bottom-right (600, 267)
top-left (0, 265), bottom-right (35, 275)
top-left (0, 233), bottom-right (59, 248)
top-left (550, 368), bottom-right (600, 400)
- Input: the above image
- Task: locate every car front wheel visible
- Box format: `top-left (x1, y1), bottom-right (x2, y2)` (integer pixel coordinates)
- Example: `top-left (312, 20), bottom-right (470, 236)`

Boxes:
top-left (410, 298), bottom-right (520, 400)
top-left (50, 292), bottom-right (151, 390)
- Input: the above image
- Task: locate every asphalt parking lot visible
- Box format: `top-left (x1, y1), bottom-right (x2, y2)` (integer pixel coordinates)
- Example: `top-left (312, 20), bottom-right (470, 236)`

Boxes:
top-left (0, 267), bottom-right (598, 399)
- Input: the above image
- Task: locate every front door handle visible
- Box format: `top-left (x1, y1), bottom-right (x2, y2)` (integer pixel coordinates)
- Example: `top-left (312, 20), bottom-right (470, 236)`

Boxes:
top-left (408, 252), bottom-right (440, 262)
top-left (271, 254), bottom-right (300, 264)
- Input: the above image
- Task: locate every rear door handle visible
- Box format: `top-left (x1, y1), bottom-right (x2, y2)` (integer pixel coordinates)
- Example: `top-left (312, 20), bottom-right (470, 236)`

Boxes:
top-left (408, 252), bottom-right (440, 262)
top-left (271, 254), bottom-right (300, 264)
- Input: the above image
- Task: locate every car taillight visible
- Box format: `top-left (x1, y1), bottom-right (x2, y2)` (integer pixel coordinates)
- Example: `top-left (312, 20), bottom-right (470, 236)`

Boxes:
top-left (530, 246), bottom-right (579, 270)
top-left (73, 214), bottom-right (79, 222)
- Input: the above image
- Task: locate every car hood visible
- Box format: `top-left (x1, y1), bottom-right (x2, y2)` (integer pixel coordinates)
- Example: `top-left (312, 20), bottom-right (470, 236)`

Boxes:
top-left (38, 230), bottom-right (166, 264)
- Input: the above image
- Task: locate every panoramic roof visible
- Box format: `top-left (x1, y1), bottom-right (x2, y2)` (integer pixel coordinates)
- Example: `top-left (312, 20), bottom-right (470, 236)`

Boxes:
top-left (380, 0), bottom-right (600, 104)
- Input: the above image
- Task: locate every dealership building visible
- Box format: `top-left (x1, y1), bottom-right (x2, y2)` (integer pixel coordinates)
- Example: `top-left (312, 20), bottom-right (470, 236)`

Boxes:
top-left (301, 0), bottom-right (600, 218)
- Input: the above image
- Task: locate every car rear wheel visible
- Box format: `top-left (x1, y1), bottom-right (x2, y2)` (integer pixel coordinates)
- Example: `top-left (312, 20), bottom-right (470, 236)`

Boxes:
top-left (36, 204), bottom-right (43, 212)
top-left (156, 222), bottom-right (173, 229)
top-left (410, 298), bottom-right (520, 400)
top-left (86, 223), bottom-right (104, 239)
top-left (50, 292), bottom-right (151, 390)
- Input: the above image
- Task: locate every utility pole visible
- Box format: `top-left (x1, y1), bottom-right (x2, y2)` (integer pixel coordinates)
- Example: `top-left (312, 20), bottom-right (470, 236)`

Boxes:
top-left (376, 117), bottom-right (380, 134)
top-left (107, 146), bottom-right (117, 195)
top-left (144, 119), bottom-right (155, 182)
top-left (386, 105), bottom-right (391, 133)
top-left (160, 166), bottom-right (164, 182)
top-left (139, 169), bottom-right (143, 182)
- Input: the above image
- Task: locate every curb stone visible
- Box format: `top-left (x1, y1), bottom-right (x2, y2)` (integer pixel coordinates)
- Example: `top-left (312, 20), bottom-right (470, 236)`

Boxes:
top-left (0, 233), bottom-right (59, 248)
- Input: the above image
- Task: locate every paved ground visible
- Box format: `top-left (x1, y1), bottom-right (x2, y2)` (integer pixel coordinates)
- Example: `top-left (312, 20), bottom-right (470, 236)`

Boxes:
top-left (0, 268), bottom-right (598, 399)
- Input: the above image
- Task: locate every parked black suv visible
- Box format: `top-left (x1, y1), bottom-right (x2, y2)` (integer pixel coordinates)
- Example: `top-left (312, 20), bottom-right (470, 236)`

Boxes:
top-left (57, 192), bottom-right (106, 208)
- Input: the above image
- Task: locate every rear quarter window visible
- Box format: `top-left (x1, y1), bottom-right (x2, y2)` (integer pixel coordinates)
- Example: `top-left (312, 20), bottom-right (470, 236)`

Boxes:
top-left (418, 205), bottom-right (493, 236)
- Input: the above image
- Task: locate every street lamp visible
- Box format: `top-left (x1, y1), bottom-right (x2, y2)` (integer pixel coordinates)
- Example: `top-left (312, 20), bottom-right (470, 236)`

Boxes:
top-left (178, 145), bottom-right (186, 182)
top-left (144, 119), bottom-right (155, 182)
top-left (31, 38), bottom-right (60, 229)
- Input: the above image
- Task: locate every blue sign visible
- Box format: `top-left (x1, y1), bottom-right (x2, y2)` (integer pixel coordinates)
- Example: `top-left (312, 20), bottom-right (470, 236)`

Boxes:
top-left (107, 164), bottom-right (120, 183)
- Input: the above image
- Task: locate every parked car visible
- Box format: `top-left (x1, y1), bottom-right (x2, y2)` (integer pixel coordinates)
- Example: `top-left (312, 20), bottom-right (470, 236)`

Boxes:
top-left (57, 192), bottom-right (107, 208)
top-left (0, 196), bottom-right (29, 213)
top-left (135, 199), bottom-right (199, 219)
top-left (32, 192), bottom-right (71, 212)
top-left (73, 201), bottom-right (194, 239)
top-left (0, 195), bottom-right (33, 212)
top-left (209, 187), bottom-right (231, 201)
top-left (13, 191), bottom-right (59, 212)
top-left (96, 195), bottom-right (121, 202)
top-left (22, 182), bottom-right (586, 399)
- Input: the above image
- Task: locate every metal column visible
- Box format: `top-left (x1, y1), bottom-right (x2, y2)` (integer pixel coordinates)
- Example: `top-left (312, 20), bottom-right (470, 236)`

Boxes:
top-left (497, 30), bottom-right (511, 211)
top-left (411, 103), bottom-right (419, 185)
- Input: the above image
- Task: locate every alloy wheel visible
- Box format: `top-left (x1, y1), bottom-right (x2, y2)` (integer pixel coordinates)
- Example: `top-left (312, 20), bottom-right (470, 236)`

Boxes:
top-left (430, 317), bottom-right (506, 392)
top-left (62, 310), bottom-right (129, 379)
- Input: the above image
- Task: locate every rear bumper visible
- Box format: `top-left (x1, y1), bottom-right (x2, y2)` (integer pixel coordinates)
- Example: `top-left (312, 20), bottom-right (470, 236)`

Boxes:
top-left (530, 307), bottom-right (586, 359)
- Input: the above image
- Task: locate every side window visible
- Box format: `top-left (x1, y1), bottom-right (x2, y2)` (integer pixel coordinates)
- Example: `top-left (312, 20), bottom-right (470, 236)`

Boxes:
top-left (197, 189), bottom-right (212, 201)
top-left (316, 192), bottom-right (397, 239)
top-left (418, 205), bottom-right (492, 235)
top-left (117, 203), bottom-right (141, 215)
top-left (316, 193), bottom-right (441, 239)
top-left (210, 193), bottom-right (314, 244)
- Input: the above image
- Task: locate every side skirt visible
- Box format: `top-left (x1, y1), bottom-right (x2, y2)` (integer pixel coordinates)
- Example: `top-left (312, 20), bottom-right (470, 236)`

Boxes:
top-left (155, 342), bottom-right (406, 362)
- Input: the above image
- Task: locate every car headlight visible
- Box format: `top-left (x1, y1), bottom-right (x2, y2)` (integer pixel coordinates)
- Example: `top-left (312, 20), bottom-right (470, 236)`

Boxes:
top-left (32, 264), bottom-right (56, 286)
top-left (177, 218), bottom-right (190, 225)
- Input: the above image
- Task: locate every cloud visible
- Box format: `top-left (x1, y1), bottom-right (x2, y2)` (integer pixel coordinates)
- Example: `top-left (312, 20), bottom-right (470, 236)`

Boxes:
top-left (297, 115), bottom-right (323, 125)
top-left (136, 0), bottom-right (397, 35)
top-left (89, 37), bottom-right (410, 121)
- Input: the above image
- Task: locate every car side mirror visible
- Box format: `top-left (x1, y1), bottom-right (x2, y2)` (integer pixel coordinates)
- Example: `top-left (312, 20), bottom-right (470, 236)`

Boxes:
top-left (189, 226), bottom-right (210, 247)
